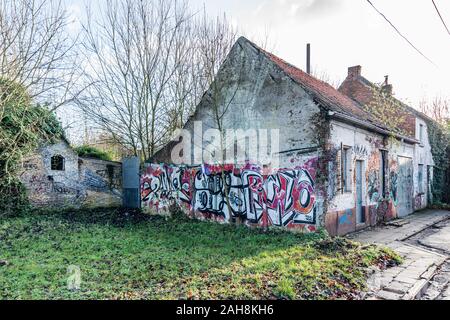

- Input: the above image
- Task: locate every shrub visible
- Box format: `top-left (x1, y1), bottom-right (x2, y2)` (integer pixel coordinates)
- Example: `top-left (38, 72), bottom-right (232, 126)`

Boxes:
top-left (427, 119), bottom-right (450, 205)
top-left (1, 78), bottom-right (64, 216)
top-left (73, 145), bottom-right (113, 161)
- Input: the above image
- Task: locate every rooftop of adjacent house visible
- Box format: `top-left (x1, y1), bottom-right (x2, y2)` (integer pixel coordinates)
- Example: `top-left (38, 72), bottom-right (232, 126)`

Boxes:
top-left (339, 65), bottom-right (434, 124)
top-left (240, 37), bottom-right (425, 142)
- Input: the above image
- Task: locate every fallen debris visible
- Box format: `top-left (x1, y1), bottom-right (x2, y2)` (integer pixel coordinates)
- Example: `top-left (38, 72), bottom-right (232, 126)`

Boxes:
top-left (384, 220), bottom-right (411, 228)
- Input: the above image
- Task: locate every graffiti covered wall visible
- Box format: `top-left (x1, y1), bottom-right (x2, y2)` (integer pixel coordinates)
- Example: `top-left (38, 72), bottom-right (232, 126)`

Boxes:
top-left (141, 158), bottom-right (321, 232)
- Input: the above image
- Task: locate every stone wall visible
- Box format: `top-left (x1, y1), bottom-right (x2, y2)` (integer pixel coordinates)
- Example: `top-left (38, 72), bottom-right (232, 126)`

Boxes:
top-left (19, 141), bottom-right (122, 208)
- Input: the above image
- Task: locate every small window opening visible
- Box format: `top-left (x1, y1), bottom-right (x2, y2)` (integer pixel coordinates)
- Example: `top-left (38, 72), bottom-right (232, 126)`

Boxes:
top-left (342, 146), bottom-right (352, 192)
top-left (51, 155), bottom-right (65, 171)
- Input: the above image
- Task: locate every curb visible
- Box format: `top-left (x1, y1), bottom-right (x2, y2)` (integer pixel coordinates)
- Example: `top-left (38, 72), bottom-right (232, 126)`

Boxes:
top-left (401, 259), bottom-right (447, 300)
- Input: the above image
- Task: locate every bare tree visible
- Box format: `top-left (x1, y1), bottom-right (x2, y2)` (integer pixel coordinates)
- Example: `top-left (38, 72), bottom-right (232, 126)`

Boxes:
top-left (0, 0), bottom-right (78, 111)
top-left (1, 0), bottom-right (77, 185)
top-left (311, 67), bottom-right (342, 89)
top-left (74, 0), bottom-right (240, 160)
top-left (419, 96), bottom-right (450, 126)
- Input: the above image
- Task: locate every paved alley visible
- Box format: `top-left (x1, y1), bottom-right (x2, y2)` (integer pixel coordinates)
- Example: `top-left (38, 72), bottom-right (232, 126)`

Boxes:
top-left (349, 209), bottom-right (450, 300)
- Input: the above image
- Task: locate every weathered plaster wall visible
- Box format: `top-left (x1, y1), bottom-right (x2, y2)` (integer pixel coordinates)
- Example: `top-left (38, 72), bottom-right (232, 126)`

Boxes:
top-left (19, 142), bottom-right (122, 208)
top-left (325, 119), bottom-right (433, 236)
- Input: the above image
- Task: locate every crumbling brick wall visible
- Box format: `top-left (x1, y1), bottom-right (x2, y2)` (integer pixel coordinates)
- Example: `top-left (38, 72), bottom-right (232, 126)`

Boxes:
top-left (19, 141), bottom-right (122, 208)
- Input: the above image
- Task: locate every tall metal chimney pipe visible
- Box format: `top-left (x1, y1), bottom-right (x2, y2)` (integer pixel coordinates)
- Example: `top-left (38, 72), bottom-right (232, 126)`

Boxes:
top-left (306, 43), bottom-right (311, 74)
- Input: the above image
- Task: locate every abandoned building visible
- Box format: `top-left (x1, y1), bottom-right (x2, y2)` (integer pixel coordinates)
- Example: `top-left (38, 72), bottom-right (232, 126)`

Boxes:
top-left (141, 36), bottom-right (435, 236)
top-left (19, 140), bottom-right (122, 208)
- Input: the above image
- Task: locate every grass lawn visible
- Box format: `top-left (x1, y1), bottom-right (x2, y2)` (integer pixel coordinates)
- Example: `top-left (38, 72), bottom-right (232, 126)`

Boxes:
top-left (0, 208), bottom-right (401, 300)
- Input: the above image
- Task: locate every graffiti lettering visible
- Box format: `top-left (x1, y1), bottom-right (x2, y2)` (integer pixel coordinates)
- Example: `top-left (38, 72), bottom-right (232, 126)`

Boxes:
top-left (140, 161), bottom-right (318, 228)
top-left (84, 169), bottom-right (109, 190)
top-left (23, 161), bottom-right (39, 170)
top-left (265, 169), bottom-right (316, 226)
top-left (141, 165), bottom-right (192, 212)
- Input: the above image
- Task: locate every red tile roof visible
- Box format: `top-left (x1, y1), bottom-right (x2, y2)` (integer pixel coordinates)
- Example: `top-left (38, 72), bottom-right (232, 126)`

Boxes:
top-left (243, 38), bottom-right (389, 131)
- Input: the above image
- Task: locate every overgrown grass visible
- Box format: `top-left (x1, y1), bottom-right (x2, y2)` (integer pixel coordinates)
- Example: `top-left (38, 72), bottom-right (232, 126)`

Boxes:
top-left (73, 145), bottom-right (113, 161)
top-left (0, 208), bottom-right (401, 300)
top-left (428, 202), bottom-right (450, 210)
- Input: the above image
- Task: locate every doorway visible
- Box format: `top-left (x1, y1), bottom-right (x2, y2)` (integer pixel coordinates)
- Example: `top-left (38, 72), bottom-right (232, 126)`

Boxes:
top-left (397, 156), bottom-right (413, 217)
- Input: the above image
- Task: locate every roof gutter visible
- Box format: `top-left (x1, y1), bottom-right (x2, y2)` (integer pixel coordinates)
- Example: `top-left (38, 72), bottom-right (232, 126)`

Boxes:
top-left (330, 111), bottom-right (419, 145)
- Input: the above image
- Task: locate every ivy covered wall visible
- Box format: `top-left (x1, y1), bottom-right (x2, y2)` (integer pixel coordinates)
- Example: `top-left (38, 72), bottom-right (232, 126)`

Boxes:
top-left (426, 119), bottom-right (450, 205)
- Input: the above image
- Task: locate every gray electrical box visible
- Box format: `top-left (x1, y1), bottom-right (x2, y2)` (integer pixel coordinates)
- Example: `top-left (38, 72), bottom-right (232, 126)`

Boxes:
top-left (122, 157), bottom-right (140, 209)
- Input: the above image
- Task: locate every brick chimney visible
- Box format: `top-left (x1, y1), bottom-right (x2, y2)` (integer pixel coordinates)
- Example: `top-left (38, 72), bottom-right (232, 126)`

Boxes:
top-left (339, 65), bottom-right (372, 105)
top-left (382, 75), bottom-right (393, 95)
top-left (348, 65), bottom-right (362, 80)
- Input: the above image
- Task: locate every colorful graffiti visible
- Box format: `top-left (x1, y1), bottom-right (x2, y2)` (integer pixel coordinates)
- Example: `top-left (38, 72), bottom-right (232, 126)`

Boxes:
top-left (390, 171), bottom-right (398, 204)
top-left (265, 169), bottom-right (316, 226)
top-left (414, 194), bottom-right (423, 210)
top-left (339, 209), bottom-right (353, 226)
top-left (366, 151), bottom-right (381, 204)
top-left (141, 165), bottom-right (192, 212)
top-left (140, 161), bottom-right (318, 230)
top-left (367, 170), bottom-right (380, 202)
top-left (353, 145), bottom-right (368, 158)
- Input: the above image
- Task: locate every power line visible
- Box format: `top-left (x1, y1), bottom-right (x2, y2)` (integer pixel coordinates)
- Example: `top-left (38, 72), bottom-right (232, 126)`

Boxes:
top-left (432, 0), bottom-right (450, 37)
top-left (366, 0), bottom-right (435, 66)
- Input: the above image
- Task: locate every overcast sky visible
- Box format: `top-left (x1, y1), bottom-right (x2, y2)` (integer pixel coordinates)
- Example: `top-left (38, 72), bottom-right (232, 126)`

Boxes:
top-left (187, 0), bottom-right (450, 109)
top-left (65, 0), bottom-right (450, 112)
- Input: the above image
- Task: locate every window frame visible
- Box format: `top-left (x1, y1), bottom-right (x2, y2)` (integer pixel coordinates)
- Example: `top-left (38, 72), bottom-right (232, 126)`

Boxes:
top-left (342, 146), bottom-right (352, 193)
top-left (50, 155), bottom-right (65, 171)
top-left (419, 124), bottom-right (424, 145)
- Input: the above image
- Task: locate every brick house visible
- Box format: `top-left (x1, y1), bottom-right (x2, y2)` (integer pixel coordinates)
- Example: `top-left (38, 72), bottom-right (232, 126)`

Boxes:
top-left (142, 37), bottom-right (435, 236)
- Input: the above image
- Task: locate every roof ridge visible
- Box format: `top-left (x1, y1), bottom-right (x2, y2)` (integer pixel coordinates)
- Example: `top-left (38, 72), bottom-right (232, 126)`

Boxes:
top-left (239, 36), bottom-right (388, 130)
top-left (355, 75), bottom-right (435, 123)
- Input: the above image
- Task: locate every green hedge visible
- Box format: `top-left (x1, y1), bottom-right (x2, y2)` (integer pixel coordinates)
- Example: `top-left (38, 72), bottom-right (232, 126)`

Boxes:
top-left (1, 78), bottom-right (64, 216)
